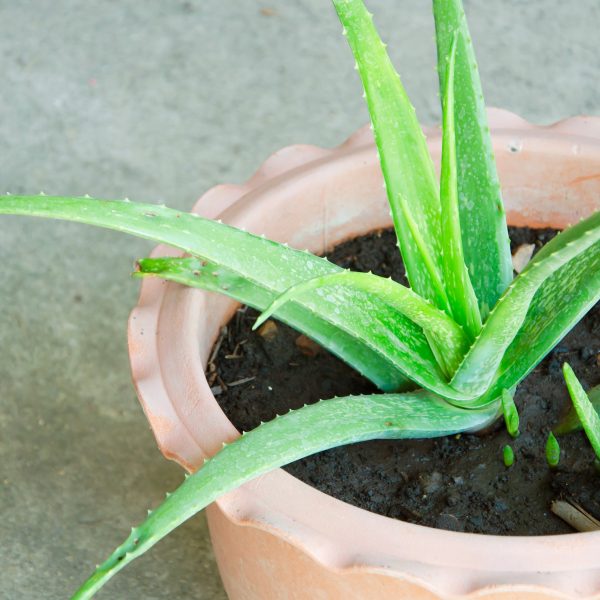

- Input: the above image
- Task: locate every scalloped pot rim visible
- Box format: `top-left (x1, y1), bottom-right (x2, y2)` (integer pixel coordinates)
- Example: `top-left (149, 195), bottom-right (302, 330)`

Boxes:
top-left (128, 109), bottom-right (600, 599)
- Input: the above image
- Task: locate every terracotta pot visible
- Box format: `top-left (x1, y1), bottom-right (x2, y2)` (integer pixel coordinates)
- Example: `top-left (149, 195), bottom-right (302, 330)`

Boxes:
top-left (128, 109), bottom-right (600, 600)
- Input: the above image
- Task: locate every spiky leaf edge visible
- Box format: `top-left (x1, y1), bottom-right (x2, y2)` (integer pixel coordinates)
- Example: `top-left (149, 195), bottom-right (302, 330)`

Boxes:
top-left (450, 212), bottom-right (600, 403)
top-left (555, 384), bottom-right (600, 435)
top-left (252, 270), bottom-right (469, 376)
top-left (135, 257), bottom-right (409, 391)
top-left (433, 0), bottom-right (512, 317)
top-left (333, 0), bottom-right (449, 313)
top-left (0, 196), bottom-right (475, 400)
top-left (439, 31), bottom-right (482, 340)
top-left (71, 392), bottom-right (498, 598)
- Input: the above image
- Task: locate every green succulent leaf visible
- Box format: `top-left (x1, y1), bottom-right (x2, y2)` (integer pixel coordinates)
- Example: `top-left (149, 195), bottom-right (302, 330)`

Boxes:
top-left (439, 32), bottom-right (482, 341)
top-left (501, 389), bottom-right (519, 438)
top-left (252, 270), bottom-right (469, 377)
top-left (563, 363), bottom-right (600, 460)
top-left (333, 0), bottom-right (449, 314)
top-left (483, 216), bottom-right (600, 403)
top-left (433, 0), bottom-right (512, 318)
top-left (555, 384), bottom-right (600, 436)
top-left (450, 212), bottom-right (600, 403)
top-left (0, 195), bottom-right (467, 398)
top-left (136, 256), bottom-right (409, 391)
top-left (546, 432), bottom-right (561, 468)
top-left (71, 391), bottom-right (498, 598)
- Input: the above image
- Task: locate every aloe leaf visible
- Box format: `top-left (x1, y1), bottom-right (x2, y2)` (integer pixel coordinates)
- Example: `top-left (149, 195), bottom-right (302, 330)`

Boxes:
top-left (333, 0), bottom-right (449, 314)
top-left (450, 212), bottom-right (600, 402)
top-left (439, 32), bottom-right (482, 340)
top-left (71, 392), bottom-right (498, 598)
top-left (137, 256), bottom-right (467, 399)
top-left (433, 0), bottom-right (512, 318)
top-left (483, 217), bottom-right (600, 404)
top-left (555, 384), bottom-right (600, 435)
top-left (0, 195), bottom-right (463, 397)
top-left (136, 257), bottom-right (408, 391)
top-left (501, 389), bottom-right (519, 438)
top-left (563, 363), bottom-right (600, 459)
top-left (252, 270), bottom-right (469, 377)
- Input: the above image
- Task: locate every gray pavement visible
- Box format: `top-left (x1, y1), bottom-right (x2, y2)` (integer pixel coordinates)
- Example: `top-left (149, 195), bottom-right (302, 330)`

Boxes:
top-left (1, 1), bottom-right (599, 598)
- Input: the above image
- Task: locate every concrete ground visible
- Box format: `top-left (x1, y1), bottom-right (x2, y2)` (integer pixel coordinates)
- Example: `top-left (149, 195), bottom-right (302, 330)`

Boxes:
top-left (1, 1), bottom-right (599, 598)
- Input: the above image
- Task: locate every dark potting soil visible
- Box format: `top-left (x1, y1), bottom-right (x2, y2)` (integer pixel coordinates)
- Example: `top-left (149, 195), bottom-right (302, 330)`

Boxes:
top-left (212, 227), bottom-right (600, 536)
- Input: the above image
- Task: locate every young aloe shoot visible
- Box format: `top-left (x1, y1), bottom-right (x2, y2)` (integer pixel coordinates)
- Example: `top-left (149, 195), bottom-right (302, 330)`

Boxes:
top-left (501, 389), bottom-right (520, 438)
top-left (563, 363), bottom-right (600, 460)
top-left (546, 432), bottom-right (561, 468)
top-left (503, 444), bottom-right (515, 468)
top-left (1, 0), bottom-right (599, 597)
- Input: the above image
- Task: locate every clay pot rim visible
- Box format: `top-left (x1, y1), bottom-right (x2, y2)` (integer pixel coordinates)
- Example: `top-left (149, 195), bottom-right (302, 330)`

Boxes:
top-left (128, 108), bottom-right (600, 594)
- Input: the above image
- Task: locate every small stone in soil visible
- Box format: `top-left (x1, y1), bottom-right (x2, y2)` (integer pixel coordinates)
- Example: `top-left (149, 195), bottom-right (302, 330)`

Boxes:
top-left (257, 320), bottom-right (278, 340)
top-left (295, 334), bottom-right (321, 357)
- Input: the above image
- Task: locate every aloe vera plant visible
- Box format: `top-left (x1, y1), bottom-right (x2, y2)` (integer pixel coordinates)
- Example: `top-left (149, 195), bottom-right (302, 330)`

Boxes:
top-left (2, 0), bottom-right (599, 597)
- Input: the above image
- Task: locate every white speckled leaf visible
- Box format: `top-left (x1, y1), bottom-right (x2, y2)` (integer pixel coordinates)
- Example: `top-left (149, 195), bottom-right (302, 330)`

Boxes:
top-left (333, 0), bottom-right (448, 312)
top-left (451, 212), bottom-right (600, 403)
top-left (439, 33), bottom-right (482, 341)
top-left (252, 270), bottom-right (469, 377)
top-left (71, 391), bottom-right (498, 598)
top-left (1, 195), bottom-right (458, 395)
top-left (486, 241), bottom-right (600, 404)
top-left (136, 256), bottom-right (410, 390)
top-left (433, 0), bottom-right (513, 317)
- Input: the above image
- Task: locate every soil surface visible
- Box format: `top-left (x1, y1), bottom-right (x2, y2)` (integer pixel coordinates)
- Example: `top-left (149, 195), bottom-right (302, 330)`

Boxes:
top-left (213, 228), bottom-right (600, 536)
